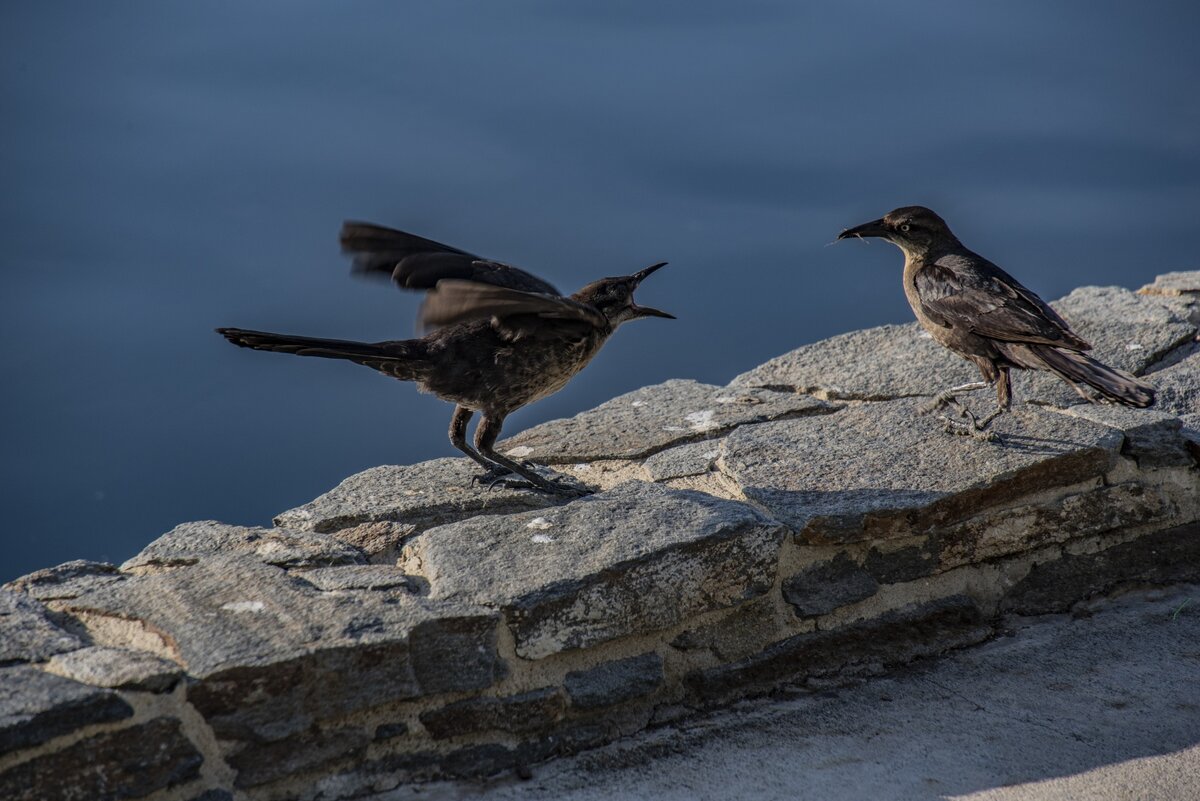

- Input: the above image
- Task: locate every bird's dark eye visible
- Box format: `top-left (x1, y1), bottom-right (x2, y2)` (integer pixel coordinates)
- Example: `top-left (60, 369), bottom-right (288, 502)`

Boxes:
top-left (900, 223), bottom-right (911, 232)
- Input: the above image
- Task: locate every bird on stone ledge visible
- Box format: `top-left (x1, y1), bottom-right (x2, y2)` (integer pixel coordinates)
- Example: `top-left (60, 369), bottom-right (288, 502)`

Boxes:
top-left (218, 222), bottom-right (674, 495)
top-left (838, 206), bottom-right (1155, 439)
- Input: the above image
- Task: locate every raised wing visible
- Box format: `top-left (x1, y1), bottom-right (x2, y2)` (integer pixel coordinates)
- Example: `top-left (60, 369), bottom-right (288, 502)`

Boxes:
top-left (340, 221), bottom-right (560, 295)
top-left (915, 254), bottom-right (1090, 350)
top-left (419, 280), bottom-right (607, 331)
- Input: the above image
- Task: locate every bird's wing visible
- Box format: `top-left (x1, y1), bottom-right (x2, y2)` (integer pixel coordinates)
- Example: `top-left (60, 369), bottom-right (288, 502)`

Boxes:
top-left (419, 280), bottom-right (608, 331)
top-left (340, 221), bottom-right (561, 295)
top-left (915, 254), bottom-right (1091, 350)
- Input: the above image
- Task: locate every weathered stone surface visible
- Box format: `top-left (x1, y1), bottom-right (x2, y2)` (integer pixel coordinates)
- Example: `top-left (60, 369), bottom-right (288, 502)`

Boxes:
top-left (934, 481), bottom-right (1178, 571)
top-left (124, 520), bottom-right (366, 571)
top-left (3, 560), bottom-right (122, 602)
top-left (373, 721), bottom-right (409, 741)
top-left (730, 323), bottom-right (976, 399)
top-left (0, 666), bottom-right (132, 755)
top-left (1047, 405), bottom-right (1194, 467)
top-left (402, 482), bottom-right (785, 658)
top-left (0, 717), bottom-right (203, 801)
top-left (1022, 286), bottom-right (1196, 406)
top-left (863, 542), bottom-right (938, 584)
top-left (325, 520), bottom-right (418, 563)
top-left (186, 791), bottom-right (235, 801)
top-left (1000, 522), bottom-right (1200, 614)
top-left (1139, 270), bottom-right (1200, 297)
top-left (499, 380), bottom-right (837, 464)
top-left (274, 458), bottom-right (559, 535)
top-left (781, 553), bottom-right (878, 616)
top-left (0, 590), bottom-right (82, 664)
top-left (669, 596), bottom-right (781, 663)
top-left (642, 439), bottom-right (724, 482)
top-left (1147, 350), bottom-right (1200, 417)
top-left (420, 687), bottom-right (566, 739)
top-left (58, 556), bottom-right (501, 749)
top-left (685, 596), bottom-right (992, 702)
top-left (719, 398), bottom-right (1122, 542)
top-left (564, 653), bottom-right (665, 710)
top-left (295, 565), bottom-right (421, 593)
top-left (45, 646), bottom-right (182, 693)
top-left (229, 725), bottom-right (371, 789)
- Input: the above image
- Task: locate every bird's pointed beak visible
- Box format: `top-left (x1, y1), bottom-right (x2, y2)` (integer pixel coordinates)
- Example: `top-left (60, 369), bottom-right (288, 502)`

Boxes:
top-left (628, 262), bottom-right (674, 319)
top-left (631, 261), bottom-right (668, 284)
top-left (837, 218), bottom-right (890, 241)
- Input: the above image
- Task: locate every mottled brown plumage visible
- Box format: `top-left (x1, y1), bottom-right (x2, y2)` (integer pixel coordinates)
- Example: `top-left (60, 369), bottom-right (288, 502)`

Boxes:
top-left (219, 223), bottom-right (673, 494)
top-left (838, 206), bottom-right (1154, 437)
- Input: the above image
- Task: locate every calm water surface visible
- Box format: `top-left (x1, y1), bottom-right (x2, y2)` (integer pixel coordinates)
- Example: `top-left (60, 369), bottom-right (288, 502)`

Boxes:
top-left (3, 2), bottom-right (1198, 581)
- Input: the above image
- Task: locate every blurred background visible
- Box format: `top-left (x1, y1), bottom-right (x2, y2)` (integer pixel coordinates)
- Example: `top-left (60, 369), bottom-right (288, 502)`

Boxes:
top-left (3, 1), bottom-right (1198, 582)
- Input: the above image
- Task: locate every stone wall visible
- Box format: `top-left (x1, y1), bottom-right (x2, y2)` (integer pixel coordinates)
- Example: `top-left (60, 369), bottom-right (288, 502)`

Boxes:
top-left (3, 273), bottom-right (1198, 801)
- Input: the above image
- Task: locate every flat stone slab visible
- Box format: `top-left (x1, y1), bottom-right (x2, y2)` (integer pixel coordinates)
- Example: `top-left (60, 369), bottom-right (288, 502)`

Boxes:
top-left (274, 458), bottom-right (559, 535)
top-left (718, 398), bottom-right (1123, 542)
top-left (1046, 404), bottom-right (1193, 467)
top-left (1146, 350), bottom-right (1200, 416)
top-left (45, 646), bottom-right (183, 693)
top-left (498, 379), bottom-right (837, 464)
top-left (1138, 270), bottom-right (1200, 296)
top-left (57, 555), bottom-right (503, 747)
top-left (730, 323), bottom-right (976, 400)
top-left (3, 560), bottom-right (122, 602)
top-left (0, 589), bottom-right (83, 664)
top-left (294, 564), bottom-right (421, 593)
top-left (401, 482), bottom-right (786, 659)
top-left (0, 665), bottom-right (133, 755)
top-left (124, 521), bottom-right (367, 571)
top-left (642, 439), bottom-right (725, 482)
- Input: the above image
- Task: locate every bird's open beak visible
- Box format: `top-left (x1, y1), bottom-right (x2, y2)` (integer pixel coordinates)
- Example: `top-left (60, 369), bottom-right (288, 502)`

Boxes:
top-left (837, 218), bottom-right (890, 241)
top-left (629, 261), bottom-right (675, 319)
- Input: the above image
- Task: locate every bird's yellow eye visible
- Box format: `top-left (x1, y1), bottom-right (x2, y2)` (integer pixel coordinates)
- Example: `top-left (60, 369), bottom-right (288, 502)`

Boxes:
top-left (900, 223), bottom-right (911, 232)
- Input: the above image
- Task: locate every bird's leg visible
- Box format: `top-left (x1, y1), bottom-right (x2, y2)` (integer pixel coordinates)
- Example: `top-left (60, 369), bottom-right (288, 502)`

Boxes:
top-left (938, 371), bottom-right (1011, 442)
top-left (920, 381), bottom-right (990, 415)
top-left (474, 415), bottom-right (592, 497)
top-left (448, 405), bottom-right (509, 477)
top-left (970, 367), bottom-right (1013, 431)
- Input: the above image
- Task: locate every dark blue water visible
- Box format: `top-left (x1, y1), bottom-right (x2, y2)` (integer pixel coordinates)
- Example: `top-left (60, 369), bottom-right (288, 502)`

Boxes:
top-left (3, 2), bottom-right (1198, 582)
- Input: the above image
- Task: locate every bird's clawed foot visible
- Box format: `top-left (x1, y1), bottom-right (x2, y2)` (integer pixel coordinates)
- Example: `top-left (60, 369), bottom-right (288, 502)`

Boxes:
top-left (939, 404), bottom-right (1003, 443)
top-left (471, 466), bottom-right (593, 497)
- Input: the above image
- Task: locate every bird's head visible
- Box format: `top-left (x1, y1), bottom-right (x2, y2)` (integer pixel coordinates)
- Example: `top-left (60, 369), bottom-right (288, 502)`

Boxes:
top-left (837, 206), bottom-right (959, 256)
top-left (574, 262), bottom-right (675, 327)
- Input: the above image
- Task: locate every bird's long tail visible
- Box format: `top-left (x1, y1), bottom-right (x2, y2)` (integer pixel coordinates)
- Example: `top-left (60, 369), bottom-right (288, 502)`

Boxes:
top-left (216, 328), bottom-right (430, 381)
top-left (1028, 345), bottom-right (1155, 408)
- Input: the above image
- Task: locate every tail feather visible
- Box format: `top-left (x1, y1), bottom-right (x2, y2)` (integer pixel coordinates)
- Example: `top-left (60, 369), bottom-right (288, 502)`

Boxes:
top-left (1029, 345), bottom-right (1155, 408)
top-left (216, 328), bottom-right (429, 381)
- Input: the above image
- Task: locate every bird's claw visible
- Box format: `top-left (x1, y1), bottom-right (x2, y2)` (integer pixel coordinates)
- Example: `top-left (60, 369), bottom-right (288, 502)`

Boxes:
top-left (939, 414), bottom-right (1000, 443)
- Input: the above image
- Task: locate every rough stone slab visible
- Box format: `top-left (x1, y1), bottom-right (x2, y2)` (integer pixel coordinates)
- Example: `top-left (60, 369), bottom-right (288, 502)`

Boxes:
top-left (402, 482), bottom-right (786, 659)
top-left (1147, 350), bottom-right (1200, 417)
top-left (58, 555), bottom-right (502, 744)
top-left (420, 687), bottom-right (566, 739)
top-left (685, 595), bottom-right (992, 703)
top-left (1000, 522), bottom-right (1200, 614)
top-left (719, 398), bottom-right (1122, 543)
top-left (0, 717), bottom-right (203, 801)
top-left (669, 596), bottom-right (781, 663)
top-left (0, 665), bottom-right (133, 756)
top-left (185, 791), bottom-right (235, 801)
top-left (45, 646), bottom-right (182, 693)
top-left (274, 458), bottom-right (560, 535)
top-left (863, 542), bottom-right (938, 584)
top-left (1021, 286), bottom-right (1196, 407)
top-left (642, 439), bottom-right (724, 482)
top-left (730, 323), bottom-right (976, 399)
top-left (229, 725), bottom-right (370, 789)
top-left (124, 520), bottom-right (367, 571)
top-left (1047, 404), bottom-right (1194, 468)
top-left (1138, 270), bottom-right (1200, 297)
top-left (0, 589), bottom-right (83, 664)
top-left (3, 560), bottom-right (122, 602)
top-left (294, 565), bottom-right (420, 593)
top-left (781, 553), bottom-right (878, 617)
top-left (373, 721), bottom-right (409, 741)
top-left (498, 379), bottom-right (837, 464)
top-left (565, 653), bottom-right (665, 710)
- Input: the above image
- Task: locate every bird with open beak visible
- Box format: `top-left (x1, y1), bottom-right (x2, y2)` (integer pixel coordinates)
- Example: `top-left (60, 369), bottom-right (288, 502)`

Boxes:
top-left (219, 222), bottom-right (674, 494)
